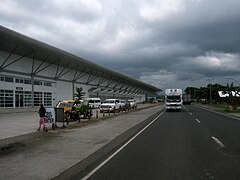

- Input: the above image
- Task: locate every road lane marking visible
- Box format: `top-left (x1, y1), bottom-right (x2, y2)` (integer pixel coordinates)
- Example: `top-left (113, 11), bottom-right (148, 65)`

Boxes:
top-left (189, 112), bottom-right (193, 115)
top-left (81, 111), bottom-right (165, 180)
top-left (195, 119), bottom-right (201, 124)
top-left (182, 105), bottom-right (188, 111)
top-left (211, 136), bottom-right (225, 148)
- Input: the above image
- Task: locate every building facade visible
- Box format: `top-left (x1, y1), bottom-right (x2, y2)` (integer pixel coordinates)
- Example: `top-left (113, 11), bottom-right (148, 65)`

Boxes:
top-left (0, 26), bottom-right (160, 109)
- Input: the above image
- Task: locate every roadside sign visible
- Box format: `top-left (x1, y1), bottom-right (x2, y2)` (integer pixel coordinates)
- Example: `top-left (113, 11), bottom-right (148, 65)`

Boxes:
top-left (44, 108), bottom-right (56, 124)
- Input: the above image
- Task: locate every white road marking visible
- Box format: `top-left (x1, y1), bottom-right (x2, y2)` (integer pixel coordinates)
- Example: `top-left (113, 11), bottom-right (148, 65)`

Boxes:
top-left (189, 112), bottom-right (193, 115)
top-left (211, 136), bottom-right (225, 148)
top-left (183, 106), bottom-right (188, 111)
top-left (195, 119), bottom-right (201, 124)
top-left (81, 111), bottom-right (165, 180)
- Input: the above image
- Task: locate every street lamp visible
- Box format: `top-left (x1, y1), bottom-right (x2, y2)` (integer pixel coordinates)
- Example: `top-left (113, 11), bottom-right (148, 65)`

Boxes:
top-left (225, 77), bottom-right (240, 86)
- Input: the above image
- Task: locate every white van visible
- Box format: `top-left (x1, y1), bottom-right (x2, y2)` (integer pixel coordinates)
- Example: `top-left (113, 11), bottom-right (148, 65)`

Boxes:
top-left (87, 98), bottom-right (101, 108)
top-left (100, 99), bottom-right (120, 112)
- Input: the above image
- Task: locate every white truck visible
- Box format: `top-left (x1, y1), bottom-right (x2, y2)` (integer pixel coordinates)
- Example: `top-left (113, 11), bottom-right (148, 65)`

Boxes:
top-left (165, 89), bottom-right (183, 111)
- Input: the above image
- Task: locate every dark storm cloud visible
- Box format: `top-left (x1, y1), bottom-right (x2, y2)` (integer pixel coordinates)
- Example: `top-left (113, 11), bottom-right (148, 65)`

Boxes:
top-left (0, 0), bottom-right (240, 90)
top-left (166, 15), bottom-right (240, 54)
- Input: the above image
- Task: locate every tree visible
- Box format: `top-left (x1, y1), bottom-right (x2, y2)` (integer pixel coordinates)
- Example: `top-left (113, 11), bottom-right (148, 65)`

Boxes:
top-left (208, 83), bottom-right (226, 104)
top-left (74, 87), bottom-right (86, 101)
top-left (225, 82), bottom-right (239, 110)
top-left (185, 83), bottom-right (234, 104)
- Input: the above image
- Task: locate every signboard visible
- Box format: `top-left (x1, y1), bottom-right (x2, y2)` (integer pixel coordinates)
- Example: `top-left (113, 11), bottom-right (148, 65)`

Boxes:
top-left (218, 91), bottom-right (240, 97)
top-left (44, 108), bottom-right (55, 124)
top-left (16, 87), bottom-right (23, 90)
top-left (165, 89), bottom-right (182, 94)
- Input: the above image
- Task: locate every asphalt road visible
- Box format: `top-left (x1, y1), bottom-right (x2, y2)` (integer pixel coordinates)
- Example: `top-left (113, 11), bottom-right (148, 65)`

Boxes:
top-left (78, 105), bottom-right (240, 180)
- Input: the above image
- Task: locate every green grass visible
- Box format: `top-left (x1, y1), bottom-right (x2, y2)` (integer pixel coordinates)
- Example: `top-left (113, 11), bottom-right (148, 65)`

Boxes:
top-left (194, 102), bottom-right (240, 113)
top-left (209, 103), bottom-right (240, 113)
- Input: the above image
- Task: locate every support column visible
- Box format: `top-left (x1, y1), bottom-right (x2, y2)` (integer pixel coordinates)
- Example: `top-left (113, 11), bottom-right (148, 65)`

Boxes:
top-left (72, 81), bottom-right (75, 99)
top-left (31, 74), bottom-right (34, 107)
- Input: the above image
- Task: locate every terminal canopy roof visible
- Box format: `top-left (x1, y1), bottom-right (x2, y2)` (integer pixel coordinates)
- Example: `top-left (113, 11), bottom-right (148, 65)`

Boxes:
top-left (0, 25), bottom-right (161, 95)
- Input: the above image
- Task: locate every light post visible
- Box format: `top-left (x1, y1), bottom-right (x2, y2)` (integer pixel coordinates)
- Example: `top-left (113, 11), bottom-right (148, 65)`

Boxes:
top-left (206, 78), bottom-right (214, 104)
top-left (225, 77), bottom-right (240, 86)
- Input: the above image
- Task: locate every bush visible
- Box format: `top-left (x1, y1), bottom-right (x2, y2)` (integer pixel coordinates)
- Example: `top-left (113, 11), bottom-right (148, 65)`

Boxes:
top-left (225, 105), bottom-right (233, 112)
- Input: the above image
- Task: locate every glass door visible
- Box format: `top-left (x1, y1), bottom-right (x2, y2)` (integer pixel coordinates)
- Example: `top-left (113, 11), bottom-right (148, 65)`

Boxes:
top-left (15, 91), bottom-right (24, 107)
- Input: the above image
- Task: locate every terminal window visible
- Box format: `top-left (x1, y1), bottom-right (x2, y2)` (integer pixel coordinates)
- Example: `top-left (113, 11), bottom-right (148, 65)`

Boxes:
top-left (0, 89), bottom-right (14, 107)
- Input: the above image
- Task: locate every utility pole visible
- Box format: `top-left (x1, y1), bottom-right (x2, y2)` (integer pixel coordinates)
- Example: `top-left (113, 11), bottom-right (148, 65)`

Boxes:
top-left (206, 78), bottom-right (214, 104)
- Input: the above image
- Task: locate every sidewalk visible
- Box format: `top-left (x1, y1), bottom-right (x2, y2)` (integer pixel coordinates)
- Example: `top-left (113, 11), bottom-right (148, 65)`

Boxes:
top-left (0, 103), bottom-right (165, 180)
top-left (0, 103), bottom-right (159, 141)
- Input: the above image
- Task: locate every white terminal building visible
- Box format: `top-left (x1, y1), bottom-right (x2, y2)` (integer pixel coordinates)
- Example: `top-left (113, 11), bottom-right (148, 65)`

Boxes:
top-left (0, 25), bottom-right (161, 111)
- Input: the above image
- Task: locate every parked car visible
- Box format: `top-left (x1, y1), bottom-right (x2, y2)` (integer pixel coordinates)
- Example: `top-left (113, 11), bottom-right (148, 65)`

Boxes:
top-left (57, 100), bottom-right (82, 121)
top-left (119, 99), bottom-right (131, 111)
top-left (100, 99), bottom-right (120, 113)
top-left (118, 99), bottom-right (126, 110)
top-left (56, 100), bottom-right (68, 108)
top-left (127, 99), bottom-right (137, 109)
top-left (87, 98), bottom-right (101, 109)
top-left (74, 99), bottom-right (93, 120)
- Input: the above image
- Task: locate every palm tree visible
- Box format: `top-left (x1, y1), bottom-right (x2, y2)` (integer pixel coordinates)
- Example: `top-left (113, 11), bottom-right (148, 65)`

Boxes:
top-left (74, 87), bottom-right (86, 101)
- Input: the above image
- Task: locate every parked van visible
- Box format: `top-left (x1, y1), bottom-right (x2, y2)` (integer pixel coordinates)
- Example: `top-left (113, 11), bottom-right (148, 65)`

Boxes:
top-left (100, 99), bottom-right (120, 112)
top-left (87, 98), bottom-right (101, 108)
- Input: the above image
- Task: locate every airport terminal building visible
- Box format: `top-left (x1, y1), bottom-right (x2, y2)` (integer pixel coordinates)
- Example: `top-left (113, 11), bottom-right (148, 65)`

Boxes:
top-left (0, 26), bottom-right (160, 109)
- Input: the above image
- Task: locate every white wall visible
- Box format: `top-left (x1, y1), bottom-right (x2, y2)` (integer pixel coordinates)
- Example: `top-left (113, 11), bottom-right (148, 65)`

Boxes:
top-left (56, 81), bottom-right (73, 102)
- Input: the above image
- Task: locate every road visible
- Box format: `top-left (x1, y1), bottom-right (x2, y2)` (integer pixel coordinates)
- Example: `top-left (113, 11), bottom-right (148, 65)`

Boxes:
top-left (78, 105), bottom-right (240, 180)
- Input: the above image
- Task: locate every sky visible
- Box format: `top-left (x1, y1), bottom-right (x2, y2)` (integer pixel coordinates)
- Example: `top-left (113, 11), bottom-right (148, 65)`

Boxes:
top-left (1, 0), bottom-right (240, 92)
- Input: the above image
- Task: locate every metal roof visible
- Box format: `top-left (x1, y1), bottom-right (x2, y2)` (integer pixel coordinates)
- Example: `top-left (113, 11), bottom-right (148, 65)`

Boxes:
top-left (0, 25), bottom-right (161, 94)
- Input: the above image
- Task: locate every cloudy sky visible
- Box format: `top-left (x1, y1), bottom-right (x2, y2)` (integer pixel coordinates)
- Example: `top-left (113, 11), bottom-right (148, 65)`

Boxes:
top-left (1, 0), bottom-right (240, 91)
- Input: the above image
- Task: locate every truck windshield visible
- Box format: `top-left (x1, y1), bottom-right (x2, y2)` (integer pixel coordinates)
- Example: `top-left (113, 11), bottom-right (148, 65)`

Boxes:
top-left (166, 95), bottom-right (181, 102)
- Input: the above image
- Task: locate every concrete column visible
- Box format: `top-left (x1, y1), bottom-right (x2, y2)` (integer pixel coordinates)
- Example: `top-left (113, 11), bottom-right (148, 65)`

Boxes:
top-left (31, 74), bottom-right (34, 107)
top-left (72, 81), bottom-right (75, 99)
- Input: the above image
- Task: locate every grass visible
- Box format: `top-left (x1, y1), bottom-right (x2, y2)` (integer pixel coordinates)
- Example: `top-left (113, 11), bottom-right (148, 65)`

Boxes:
top-left (194, 102), bottom-right (240, 113)
top-left (211, 103), bottom-right (228, 110)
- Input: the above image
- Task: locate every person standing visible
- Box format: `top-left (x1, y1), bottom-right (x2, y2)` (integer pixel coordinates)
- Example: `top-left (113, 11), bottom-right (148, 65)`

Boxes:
top-left (38, 104), bottom-right (48, 132)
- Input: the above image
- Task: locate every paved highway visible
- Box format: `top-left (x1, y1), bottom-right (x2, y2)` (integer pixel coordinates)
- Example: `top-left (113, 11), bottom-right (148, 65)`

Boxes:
top-left (79, 105), bottom-right (240, 180)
